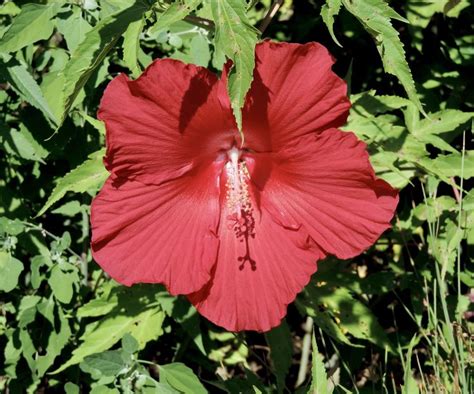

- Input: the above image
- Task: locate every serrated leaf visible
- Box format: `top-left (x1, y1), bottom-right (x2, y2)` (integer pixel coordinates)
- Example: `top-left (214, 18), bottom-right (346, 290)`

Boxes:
top-left (309, 333), bottom-right (329, 394)
top-left (122, 17), bottom-right (144, 78)
top-left (0, 2), bottom-right (62, 53)
top-left (0, 251), bottom-right (24, 292)
top-left (265, 321), bottom-right (292, 393)
top-left (421, 151), bottom-right (474, 179)
top-left (58, 0), bottom-right (150, 128)
top-left (342, 0), bottom-right (424, 114)
top-left (414, 110), bottom-right (473, 136)
top-left (1, 59), bottom-right (59, 126)
top-left (321, 0), bottom-right (343, 47)
top-left (211, 0), bottom-right (259, 132)
top-left (159, 363), bottom-right (207, 394)
top-left (37, 149), bottom-right (108, 216)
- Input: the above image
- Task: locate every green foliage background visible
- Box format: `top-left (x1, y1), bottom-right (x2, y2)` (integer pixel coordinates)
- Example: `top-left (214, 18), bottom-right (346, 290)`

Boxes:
top-left (0, 0), bottom-right (472, 393)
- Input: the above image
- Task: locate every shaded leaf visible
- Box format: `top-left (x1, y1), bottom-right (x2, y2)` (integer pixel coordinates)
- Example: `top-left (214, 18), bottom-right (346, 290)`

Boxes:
top-left (342, 0), bottom-right (424, 113)
top-left (265, 320), bottom-right (292, 393)
top-left (37, 149), bottom-right (108, 216)
top-left (58, 0), bottom-right (150, 127)
top-left (0, 251), bottom-right (24, 292)
top-left (2, 59), bottom-right (59, 126)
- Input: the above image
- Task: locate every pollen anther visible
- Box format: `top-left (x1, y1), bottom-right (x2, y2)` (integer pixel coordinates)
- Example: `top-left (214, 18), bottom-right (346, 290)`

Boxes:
top-left (225, 148), bottom-right (251, 219)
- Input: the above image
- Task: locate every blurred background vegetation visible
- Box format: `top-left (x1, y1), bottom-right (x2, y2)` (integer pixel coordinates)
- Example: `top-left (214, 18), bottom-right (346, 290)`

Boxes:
top-left (0, 0), bottom-right (472, 393)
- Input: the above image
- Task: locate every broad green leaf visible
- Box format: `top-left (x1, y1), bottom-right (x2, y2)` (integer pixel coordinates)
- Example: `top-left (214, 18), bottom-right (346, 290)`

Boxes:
top-left (309, 333), bottom-right (329, 394)
top-left (122, 17), bottom-right (144, 78)
top-left (211, 0), bottom-right (259, 132)
top-left (58, 0), bottom-right (150, 127)
top-left (342, 0), bottom-right (424, 114)
top-left (122, 333), bottom-right (139, 354)
top-left (83, 350), bottom-right (125, 377)
top-left (321, 0), bottom-right (343, 47)
top-left (56, 6), bottom-right (93, 53)
top-left (128, 307), bottom-right (165, 348)
top-left (1, 60), bottom-right (59, 126)
top-left (5, 125), bottom-right (48, 163)
top-left (0, 2), bottom-right (62, 53)
top-left (0, 251), bottom-right (24, 292)
top-left (159, 363), bottom-right (207, 394)
top-left (37, 149), bottom-right (108, 216)
top-left (48, 264), bottom-right (79, 304)
top-left (265, 320), bottom-right (292, 393)
top-left (41, 71), bottom-right (66, 122)
top-left (190, 34), bottom-right (211, 67)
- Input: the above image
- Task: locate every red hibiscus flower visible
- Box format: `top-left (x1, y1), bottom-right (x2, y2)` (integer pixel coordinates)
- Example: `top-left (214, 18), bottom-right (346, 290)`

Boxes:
top-left (91, 41), bottom-right (398, 332)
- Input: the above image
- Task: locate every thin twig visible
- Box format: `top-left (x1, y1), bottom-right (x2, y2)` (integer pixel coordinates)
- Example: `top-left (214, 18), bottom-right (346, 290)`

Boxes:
top-left (258, 0), bottom-right (284, 33)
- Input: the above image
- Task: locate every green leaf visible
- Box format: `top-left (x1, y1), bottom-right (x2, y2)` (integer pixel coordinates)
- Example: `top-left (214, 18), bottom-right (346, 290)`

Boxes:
top-left (265, 320), bottom-right (292, 393)
top-left (58, 0), bottom-right (150, 127)
top-left (122, 17), bottom-right (144, 78)
top-left (309, 333), bottom-right (329, 394)
top-left (83, 350), bottom-right (125, 377)
top-left (190, 34), bottom-right (211, 67)
top-left (52, 286), bottom-right (165, 373)
top-left (37, 149), bottom-right (108, 216)
top-left (401, 336), bottom-right (420, 394)
top-left (414, 110), bottom-right (473, 136)
top-left (321, 0), bottom-right (343, 47)
top-left (0, 2), bottom-right (62, 53)
top-left (56, 6), bottom-right (93, 53)
top-left (48, 264), bottom-right (78, 304)
top-left (35, 306), bottom-right (71, 376)
top-left (0, 251), bottom-right (24, 292)
top-left (159, 363), bottom-right (208, 394)
top-left (211, 0), bottom-right (259, 132)
top-left (156, 0), bottom-right (202, 28)
top-left (421, 151), bottom-right (474, 179)
top-left (1, 59), bottom-right (59, 126)
top-left (122, 333), bottom-right (139, 354)
top-left (342, 0), bottom-right (424, 114)
top-left (305, 284), bottom-right (396, 353)
top-left (5, 124), bottom-right (49, 163)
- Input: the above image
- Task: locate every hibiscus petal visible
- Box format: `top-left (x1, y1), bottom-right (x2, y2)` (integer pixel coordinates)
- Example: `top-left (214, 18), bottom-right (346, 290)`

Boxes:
top-left (91, 161), bottom-right (222, 295)
top-left (98, 59), bottom-right (235, 185)
top-left (188, 204), bottom-right (322, 332)
top-left (242, 41), bottom-right (351, 152)
top-left (252, 129), bottom-right (399, 259)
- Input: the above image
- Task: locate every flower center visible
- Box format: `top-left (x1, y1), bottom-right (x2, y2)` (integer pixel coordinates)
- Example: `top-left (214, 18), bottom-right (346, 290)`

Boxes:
top-left (225, 147), bottom-right (251, 218)
top-left (225, 147), bottom-right (256, 270)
